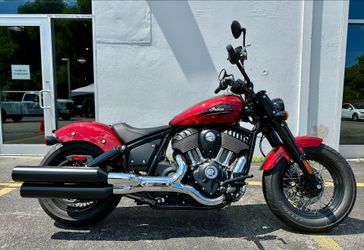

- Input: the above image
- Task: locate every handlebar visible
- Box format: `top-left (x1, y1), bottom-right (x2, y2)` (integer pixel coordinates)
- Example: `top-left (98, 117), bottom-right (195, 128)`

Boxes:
top-left (215, 77), bottom-right (246, 95)
top-left (215, 42), bottom-right (253, 95)
top-left (214, 87), bottom-right (222, 94)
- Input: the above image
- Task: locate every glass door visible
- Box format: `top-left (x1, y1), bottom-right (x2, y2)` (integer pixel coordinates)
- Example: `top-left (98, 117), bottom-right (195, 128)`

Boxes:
top-left (0, 17), bottom-right (55, 154)
top-left (52, 18), bottom-right (95, 130)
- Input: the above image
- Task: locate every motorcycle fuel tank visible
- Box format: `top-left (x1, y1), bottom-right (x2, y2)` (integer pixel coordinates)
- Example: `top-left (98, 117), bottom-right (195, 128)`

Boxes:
top-left (169, 95), bottom-right (243, 127)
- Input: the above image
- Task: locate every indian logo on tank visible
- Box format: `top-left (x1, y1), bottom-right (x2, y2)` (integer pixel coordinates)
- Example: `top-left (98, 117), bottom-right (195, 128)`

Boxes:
top-left (199, 103), bottom-right (235, 116)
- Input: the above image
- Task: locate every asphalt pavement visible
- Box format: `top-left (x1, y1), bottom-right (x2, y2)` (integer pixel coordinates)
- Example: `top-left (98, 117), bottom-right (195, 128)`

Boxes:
top-left (0, 156), bottom-right (363, 250)
top-left (340, 119), bottom-right (364, 145)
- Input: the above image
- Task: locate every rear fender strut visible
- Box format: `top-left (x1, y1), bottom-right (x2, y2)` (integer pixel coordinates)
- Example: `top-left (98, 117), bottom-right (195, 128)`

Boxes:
top-left (260, 136), bottom-right (323, 171)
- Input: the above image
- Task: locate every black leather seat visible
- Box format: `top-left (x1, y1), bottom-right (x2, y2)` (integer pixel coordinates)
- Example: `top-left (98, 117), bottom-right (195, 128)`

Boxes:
top-left (112, 123), bottom-right (170, 144)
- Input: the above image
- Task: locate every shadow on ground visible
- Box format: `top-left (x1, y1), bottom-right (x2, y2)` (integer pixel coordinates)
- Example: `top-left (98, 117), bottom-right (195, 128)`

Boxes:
top-left (52, 204), bottom-right (287, 247)
top-left (48, 206), bottom-right (274, 250)
top-left (51, 203), bottom-right (364, 248)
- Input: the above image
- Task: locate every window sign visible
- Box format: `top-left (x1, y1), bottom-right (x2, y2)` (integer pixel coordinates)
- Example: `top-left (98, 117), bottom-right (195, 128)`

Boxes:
top-left (11, 64), bottom-right (30, 80)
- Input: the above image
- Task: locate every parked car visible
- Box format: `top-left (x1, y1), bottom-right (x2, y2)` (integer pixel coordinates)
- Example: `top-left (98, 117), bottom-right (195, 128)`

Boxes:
top-left (1, 91), bottom-right (74, 123)
top-left (341, 103), bottom-right (364, 121)
top-left (72, 94), bottom-right (95, 118)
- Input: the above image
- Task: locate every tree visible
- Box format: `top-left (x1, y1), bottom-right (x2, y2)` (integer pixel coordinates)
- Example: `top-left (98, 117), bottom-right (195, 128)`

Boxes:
top-left (18, 0), bottom-right (65, 14)
top-left (343, 55), bottom-right (364, 103)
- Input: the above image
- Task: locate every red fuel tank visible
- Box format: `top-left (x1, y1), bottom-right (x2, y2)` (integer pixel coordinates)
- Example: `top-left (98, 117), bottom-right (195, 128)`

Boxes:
top-left (169, 95), bottom-right (243, 127)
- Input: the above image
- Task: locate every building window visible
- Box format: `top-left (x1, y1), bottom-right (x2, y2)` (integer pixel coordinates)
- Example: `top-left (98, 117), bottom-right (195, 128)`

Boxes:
top-left (0, 0), bottom-right (91, 15)
top-left (340, 0), bottom-right (364, 145)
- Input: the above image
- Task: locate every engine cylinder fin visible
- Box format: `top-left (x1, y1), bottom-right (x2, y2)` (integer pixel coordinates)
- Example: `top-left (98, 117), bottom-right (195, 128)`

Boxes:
top-left (221, 130), bottom-right (249, 155)
top-left (172, 128), bottom-right (199, 153)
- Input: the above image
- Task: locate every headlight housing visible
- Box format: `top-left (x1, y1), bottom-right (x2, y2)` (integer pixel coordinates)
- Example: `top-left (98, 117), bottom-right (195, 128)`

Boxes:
top-left (272, 98), bottom-right (289, 120)
top-left (272, 98), bottom-right (285, 112)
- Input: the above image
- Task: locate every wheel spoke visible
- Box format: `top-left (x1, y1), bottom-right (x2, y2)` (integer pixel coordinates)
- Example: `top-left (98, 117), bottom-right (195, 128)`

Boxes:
top-left (282, 159), bottom-right (337, 215)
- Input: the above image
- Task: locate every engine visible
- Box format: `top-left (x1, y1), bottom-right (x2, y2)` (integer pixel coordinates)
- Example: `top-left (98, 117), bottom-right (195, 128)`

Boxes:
top-left (172, 128), bottom-right (250, 196)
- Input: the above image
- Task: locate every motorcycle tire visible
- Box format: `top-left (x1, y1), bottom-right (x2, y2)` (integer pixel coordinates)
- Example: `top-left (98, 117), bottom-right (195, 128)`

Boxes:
top-left (38, 142), bottom-right (121, 227)
top-left (263, 144), bottom-right (356, 232)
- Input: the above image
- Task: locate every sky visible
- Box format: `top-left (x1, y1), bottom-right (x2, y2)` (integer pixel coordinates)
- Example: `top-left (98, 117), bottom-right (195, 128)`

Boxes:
top-left (345, 0), bottom-right (364, 67)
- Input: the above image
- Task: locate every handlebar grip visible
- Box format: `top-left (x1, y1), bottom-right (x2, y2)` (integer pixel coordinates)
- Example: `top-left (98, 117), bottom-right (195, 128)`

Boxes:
top-left (214, 86), bottom-right (222, 94)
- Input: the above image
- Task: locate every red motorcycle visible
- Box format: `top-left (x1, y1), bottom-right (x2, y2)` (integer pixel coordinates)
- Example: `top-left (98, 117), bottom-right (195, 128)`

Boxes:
top-left (12, 21), bottom-right (356, 232)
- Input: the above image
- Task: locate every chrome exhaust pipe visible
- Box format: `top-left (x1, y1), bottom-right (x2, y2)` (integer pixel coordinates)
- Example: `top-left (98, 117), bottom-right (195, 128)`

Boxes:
top-left (13, 155), bottom-right (225, 206)
top-left (108, 155), bottom-right (225, 206)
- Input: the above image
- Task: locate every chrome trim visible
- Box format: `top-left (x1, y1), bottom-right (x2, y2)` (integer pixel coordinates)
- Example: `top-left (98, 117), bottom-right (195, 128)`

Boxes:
top-left (108, 155), bottom-right (225, 206)
top-left (221, 151), bottom-right (233, 167)
top-left (195, 148), bottom-right (207, 163)
top-left (233, 156), bottom-right (246, 173)
top-left (187, 150), bottom-right (198, 167)
top-left (213, 148), bottom-right (224, 163)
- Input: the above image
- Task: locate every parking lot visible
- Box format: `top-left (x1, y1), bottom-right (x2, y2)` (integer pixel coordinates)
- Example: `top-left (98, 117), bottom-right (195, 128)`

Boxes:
top-left (0, 156), bottom-right (363, 250)
top-left (1, 117), bottom-right (89, 144)
top-left (340, 120), bottom-right (364, 145)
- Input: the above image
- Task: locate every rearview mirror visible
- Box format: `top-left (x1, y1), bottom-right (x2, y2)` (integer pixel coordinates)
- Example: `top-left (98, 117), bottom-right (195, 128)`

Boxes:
top-left (218, 69), bottom-right (227, 81)
top-left (231, 20), bottom-right (242, 39)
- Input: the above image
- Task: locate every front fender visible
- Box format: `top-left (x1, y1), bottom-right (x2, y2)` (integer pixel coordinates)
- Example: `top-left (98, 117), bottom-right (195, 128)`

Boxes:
top-left (260, 136), bottom-right (323, 171)
top-left (54, 122), bottom-right (122, 152)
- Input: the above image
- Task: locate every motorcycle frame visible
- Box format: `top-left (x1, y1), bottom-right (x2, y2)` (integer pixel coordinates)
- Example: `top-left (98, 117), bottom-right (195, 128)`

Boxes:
top-left (52, 104), bottom-right (323, 188)
top-left (86, 124), bottom-right (258, 178)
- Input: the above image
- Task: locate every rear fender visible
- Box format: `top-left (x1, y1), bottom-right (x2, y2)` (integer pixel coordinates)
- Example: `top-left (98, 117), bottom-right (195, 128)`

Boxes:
top-left (260, 136), bottom-right (323, 171)
top-left (54, 122), bottom-right (122, 152)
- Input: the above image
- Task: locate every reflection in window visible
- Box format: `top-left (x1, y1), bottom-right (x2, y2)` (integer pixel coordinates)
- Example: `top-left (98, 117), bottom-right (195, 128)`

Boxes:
top-left (0, 0), bottom-right (91, 14)
top-left (340, 24), bottom-right (364, 145)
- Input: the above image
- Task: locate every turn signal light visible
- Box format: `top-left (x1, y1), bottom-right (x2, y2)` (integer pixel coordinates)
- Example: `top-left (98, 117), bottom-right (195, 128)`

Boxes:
top-left (274, 111), bottom-right (289, 121)
top-left (284, 111), bottom-right (289, 120)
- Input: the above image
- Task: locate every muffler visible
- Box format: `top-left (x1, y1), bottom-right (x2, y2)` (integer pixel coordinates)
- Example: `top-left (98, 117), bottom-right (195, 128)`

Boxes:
top-left (12, 155), bottom-right (225, 206)
top-left (20, 183), bottom-right (113, 199)
top-left (12, 167), bottom-right (108, 183)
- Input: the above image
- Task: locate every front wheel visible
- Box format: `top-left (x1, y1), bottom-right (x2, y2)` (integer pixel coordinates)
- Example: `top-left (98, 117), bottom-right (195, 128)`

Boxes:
top-left (352, 113), bottom-right (359, 121)
top-left (38, 142), bottom-right (121, 227)
top-left (263, 144), bottom-right (356, 232)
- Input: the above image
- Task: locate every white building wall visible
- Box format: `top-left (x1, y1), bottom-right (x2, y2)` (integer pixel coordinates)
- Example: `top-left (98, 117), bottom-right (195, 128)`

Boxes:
top-left (92, 0), bottom-right (348, 151)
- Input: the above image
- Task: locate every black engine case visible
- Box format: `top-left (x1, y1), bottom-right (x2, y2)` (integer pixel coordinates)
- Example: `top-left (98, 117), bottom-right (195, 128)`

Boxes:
top-left (199, 129), bottom-right (221, 158)
top-left (193, 161), bottom-right (224, 195)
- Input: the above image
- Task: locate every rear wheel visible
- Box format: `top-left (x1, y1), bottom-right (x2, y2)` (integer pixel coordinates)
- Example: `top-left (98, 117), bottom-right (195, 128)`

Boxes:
top-left (38, 142), bottom-right (121, 227)
top-left (263, 144), bottom-right (356, 232)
